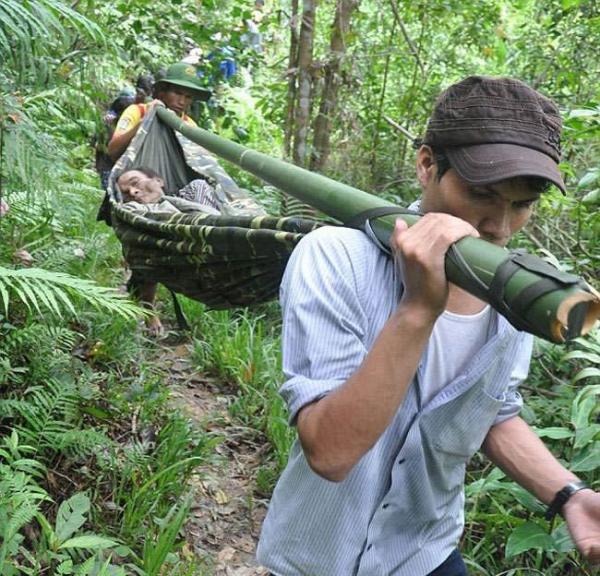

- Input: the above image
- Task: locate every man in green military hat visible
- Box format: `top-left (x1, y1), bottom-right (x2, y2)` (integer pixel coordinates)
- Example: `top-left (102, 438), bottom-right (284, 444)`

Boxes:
top-left (107, 62), bottom-right (212, 335)
top-left (107, 62), bottom-right (211, 160)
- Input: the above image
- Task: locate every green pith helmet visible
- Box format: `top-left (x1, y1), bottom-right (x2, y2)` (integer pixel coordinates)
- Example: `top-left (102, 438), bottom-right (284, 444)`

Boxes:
top-left (154, 62), bottom-right (212, 101)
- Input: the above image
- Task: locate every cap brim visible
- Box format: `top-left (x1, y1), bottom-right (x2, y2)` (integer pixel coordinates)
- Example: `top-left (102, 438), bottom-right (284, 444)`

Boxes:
top-left (155, 80), bottom-right (212, 101)
top-left (446, 144), bottom-right (566, 194)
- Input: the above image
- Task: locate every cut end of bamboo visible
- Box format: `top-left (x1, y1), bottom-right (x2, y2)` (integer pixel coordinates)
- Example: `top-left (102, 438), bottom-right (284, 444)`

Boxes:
top-left (553, 289), bottom-right (600, 342)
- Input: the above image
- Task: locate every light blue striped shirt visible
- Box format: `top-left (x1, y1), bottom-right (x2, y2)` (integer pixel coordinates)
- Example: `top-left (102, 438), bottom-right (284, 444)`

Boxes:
top-left (257, 226), bottom-right (533, 575)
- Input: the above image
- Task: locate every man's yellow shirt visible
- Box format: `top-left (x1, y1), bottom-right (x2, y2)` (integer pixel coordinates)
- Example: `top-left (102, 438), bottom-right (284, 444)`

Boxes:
top-left (113, 103), bottom-right (197, 137)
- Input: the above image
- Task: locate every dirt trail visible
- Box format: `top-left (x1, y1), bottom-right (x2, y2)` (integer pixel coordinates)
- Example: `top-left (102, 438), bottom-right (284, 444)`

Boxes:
top-left (158, 341), bottom-right (270, 576)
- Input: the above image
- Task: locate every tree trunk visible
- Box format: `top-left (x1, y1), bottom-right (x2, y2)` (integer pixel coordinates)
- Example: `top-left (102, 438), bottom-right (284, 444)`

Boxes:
top-left (282, 0), bottom-right (319, 217)
top-left (370, 18), bottom-right (396, 180)
top-left (283, 0), bottom-right (300, 159)
top-left (292, 0), bottom-right (318, 167)
top-left (310, 0), bottom-right (359, 173)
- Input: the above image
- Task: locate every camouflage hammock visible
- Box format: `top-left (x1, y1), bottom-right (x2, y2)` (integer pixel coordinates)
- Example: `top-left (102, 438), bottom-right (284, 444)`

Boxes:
top-left (107, 106), bottom-right (321, 309)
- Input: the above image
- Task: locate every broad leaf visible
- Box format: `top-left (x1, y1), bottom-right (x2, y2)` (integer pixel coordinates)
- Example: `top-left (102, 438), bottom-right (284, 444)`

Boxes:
top-left (533, 426), bottom-right (573, 440)
top-left (574, 424), bottom-right (600, 449)
top-left (573, 368), bottom-right (600, 383)
top-left (571, 386), bottom-right (600, 428)
top-left (58, 535), bottom-right (118, 550)
top-left (571, 442), bottom-right (600, 472)
top-left (505, 522), bottom-right (556, 558)
top-left (552, 522), bottom-right (575, 553)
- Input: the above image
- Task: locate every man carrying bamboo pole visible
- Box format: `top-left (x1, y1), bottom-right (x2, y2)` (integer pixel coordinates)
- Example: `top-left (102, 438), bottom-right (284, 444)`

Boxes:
top-left (257, 76), bottom-right (599, 575)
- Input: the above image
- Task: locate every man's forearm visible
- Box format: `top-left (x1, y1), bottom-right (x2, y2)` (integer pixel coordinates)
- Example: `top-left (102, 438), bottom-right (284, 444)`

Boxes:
top-left (107, 127), bottom-right (137, 160)
top-left (482, 416), bottom-right (579, 505)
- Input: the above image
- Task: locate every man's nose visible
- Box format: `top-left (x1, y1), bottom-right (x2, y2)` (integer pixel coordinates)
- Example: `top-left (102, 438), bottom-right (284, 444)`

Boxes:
top-left (481, 204), bottom-right (511, 242)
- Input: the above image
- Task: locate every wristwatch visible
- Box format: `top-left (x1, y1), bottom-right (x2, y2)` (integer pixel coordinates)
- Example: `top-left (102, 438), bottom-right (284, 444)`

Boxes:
top-left (544, 480), bottom-right (591, 521)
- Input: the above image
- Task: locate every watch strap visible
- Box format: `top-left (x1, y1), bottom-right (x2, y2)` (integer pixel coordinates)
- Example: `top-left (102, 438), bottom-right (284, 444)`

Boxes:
top-left (544, 480), bottom-right (590, 521)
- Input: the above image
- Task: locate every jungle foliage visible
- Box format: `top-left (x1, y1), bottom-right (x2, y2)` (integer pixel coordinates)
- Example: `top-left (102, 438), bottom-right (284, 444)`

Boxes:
top-left (0, 0), bottom-right (599, 574)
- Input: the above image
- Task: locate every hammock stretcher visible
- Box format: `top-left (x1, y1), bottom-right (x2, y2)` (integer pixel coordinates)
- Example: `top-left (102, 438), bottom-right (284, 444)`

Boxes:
top-left (107, 106), bottom-right (320, 309)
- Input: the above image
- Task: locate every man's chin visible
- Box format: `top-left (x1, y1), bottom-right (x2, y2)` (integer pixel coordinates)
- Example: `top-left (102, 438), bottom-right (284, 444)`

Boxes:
top-left (483, 237), bottom-right (509, 247)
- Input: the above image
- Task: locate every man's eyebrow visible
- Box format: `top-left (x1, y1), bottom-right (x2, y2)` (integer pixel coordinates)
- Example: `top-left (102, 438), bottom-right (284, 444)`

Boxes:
top-left (467, 185), bottom-right (498, 197)
top-left (470, 185), bottom-right (540, 203)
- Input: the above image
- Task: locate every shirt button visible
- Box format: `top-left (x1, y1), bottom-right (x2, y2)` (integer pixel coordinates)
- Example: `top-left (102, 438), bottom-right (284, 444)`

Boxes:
top-left (367, 544), bottom-right (373, 551)
top-left (398, 458), bottom-right (406, 465)
top-left (382, 503), bottom-right (389, 510)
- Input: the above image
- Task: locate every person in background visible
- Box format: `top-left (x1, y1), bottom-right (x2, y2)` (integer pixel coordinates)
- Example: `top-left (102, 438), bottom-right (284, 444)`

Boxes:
top-left (134, 74), bottom-right (154, 104)
top-left (241, 0), bottom-right (265, 54)
top-left (94, 90), bottom-right (135, 191)
top-left (107, 62), bottom-right (211, 161)
top-left (105, 64), bottom-right (211, 337)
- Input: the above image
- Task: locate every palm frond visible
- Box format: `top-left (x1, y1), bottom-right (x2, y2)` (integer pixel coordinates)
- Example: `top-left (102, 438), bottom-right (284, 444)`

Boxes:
top-left (0, 266), bottom-right (142, 320)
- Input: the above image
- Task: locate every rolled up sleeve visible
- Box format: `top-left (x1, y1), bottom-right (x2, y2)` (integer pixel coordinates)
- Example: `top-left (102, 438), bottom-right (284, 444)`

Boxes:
top-left (279, 227), bottom-right (370, 424)
top-left (493, 332), bottom-right (533, 424)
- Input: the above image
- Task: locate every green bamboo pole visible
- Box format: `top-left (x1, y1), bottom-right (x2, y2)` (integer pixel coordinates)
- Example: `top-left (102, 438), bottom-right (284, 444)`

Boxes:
top-left (157, 107), bottom-right (600, 343)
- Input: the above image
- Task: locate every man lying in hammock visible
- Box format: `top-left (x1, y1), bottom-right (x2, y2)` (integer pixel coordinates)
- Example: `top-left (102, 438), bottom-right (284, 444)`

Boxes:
top-left (118, 167), bottom-right (221, 216)
top-left (117, 166), bottom-right (221, 335)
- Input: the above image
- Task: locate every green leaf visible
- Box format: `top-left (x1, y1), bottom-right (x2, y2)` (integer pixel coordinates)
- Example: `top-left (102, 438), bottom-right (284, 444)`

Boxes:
top-left (56, 558), bottom-right (74, 575)
top-left (562, 350), bottom-right (600, 363)
top-left (573, 368), bottom-right (600, 383)
top-left (582, 189), bottom-right (600, 205)
top-left (58, 535), bottom-right (118, 550)
top-left (571, 386), bottom-right (600, 428)
top-left (571, 442), bottom-right (600, 472)
top-left (574, 424), bottom-right (600, 449)
top-left (55, 493), bottom-right (90, 543)
top-left (552, 522), bottom-right (576, 553)
top-left (505, 522), bottom-right (556, 558)
top-left (572, 395), bottom-right (597, 429)
top-left (533, 426), bottom-right (574, 439)
top-left (508, 485), bottom-right (546, 514)
top-left (568, 108), bottom-right (599, 118)
top-left (577, 170), bottom-right (599, 189)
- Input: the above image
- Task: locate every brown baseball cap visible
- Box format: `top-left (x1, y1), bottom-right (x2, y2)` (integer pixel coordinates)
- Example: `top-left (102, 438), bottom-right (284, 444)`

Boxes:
top-left (422, 76), bottom-right (566, 193)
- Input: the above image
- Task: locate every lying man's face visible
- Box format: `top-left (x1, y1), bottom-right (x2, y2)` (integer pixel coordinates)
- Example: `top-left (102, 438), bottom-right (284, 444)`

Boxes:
top-left (118, 170), bottom-right (164, 204)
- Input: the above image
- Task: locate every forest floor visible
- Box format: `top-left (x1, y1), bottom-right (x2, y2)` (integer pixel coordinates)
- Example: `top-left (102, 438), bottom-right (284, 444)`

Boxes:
top-left (155, 337), bottom-right (270, 576)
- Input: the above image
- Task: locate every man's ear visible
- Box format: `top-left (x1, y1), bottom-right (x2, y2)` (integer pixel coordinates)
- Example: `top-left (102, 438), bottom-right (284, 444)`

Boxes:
top-left (153, 177), bottom-right (165, 189)
top-left (415, 145), bottom-right (437, 188)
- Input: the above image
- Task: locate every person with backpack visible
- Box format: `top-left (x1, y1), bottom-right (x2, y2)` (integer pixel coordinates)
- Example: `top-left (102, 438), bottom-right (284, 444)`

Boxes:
top-left (94, 90), bottom-right (135, 191)
top-left (107, 62), bottom-right (211, 161)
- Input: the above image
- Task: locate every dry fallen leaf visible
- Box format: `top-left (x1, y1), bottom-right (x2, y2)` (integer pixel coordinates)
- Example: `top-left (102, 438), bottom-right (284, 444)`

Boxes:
top-left (214, 488), bottom-right (230, 505)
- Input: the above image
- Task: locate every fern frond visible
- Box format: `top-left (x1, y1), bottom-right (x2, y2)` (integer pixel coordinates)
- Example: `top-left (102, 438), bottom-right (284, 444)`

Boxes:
top-left (1, 380), bottom-right (79, 452)
top-left (0, 266), bottom-right (142, 321)
top-left (57, 429), bottom-right (115, 461)
top-left (0, 0), bottom-right (104, 73)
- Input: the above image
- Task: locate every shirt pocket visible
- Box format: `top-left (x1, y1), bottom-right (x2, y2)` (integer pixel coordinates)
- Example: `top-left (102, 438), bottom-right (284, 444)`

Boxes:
top-left (419, 386), bottom-right (505, 490)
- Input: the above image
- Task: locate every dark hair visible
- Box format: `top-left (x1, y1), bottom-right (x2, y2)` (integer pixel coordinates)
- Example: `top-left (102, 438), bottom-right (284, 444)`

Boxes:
top-left (121, 166), bottom-right (163, 180)
top-left (431, 147), bottom-right (452, 182)
top-left (136, 74), bottom-right (154, 92)
top-left (110, 95), bottom-right (135, 116)
top-left (431, 146), bottom-right (551, 194)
